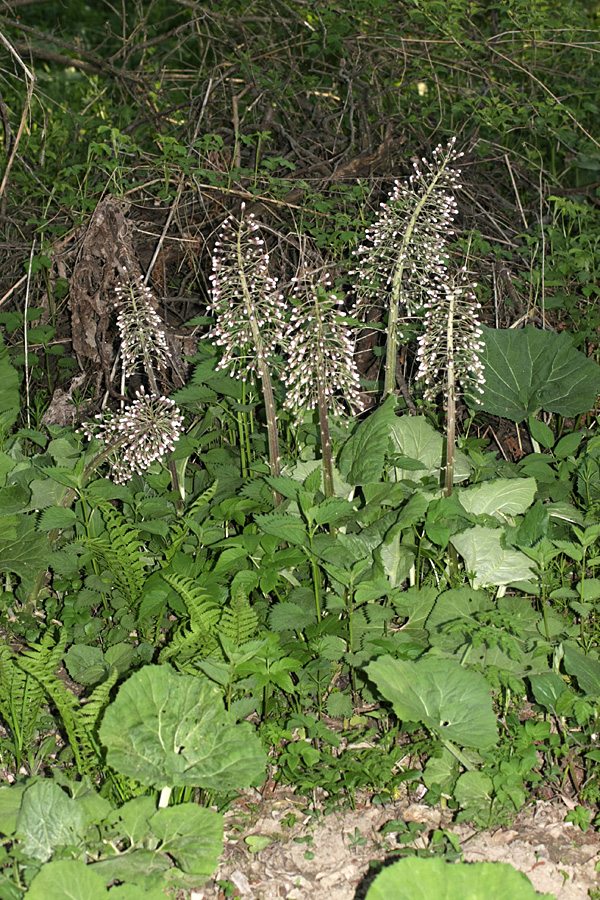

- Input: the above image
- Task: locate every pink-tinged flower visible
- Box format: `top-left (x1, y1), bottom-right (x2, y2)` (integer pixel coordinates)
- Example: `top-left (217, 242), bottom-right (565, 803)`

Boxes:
top-left (415, 270), bottom-right (485, 401)
top-left (205, 205), bottom-right (286, 380)
top-left (81, 388), bottom-right (184, 484)
top-left (283, 276), bottom-right (363, 417)
top-left (114, 273), bottom-right (171, 378)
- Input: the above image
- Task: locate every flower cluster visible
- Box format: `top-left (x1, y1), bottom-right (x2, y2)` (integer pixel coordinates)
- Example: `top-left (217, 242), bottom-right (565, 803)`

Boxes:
top-left (415, 270), bottom-right (486, 401)
top-left (206, 205), bottom-right (286, 380)
top-left (283, 277), bottom-right (364, 417)
top-left (352, 138), bottom-right (462, 318)
top-left (81, 388), bottom-right (184, 484)
top-left (114, 273), bottom-right (171, 381)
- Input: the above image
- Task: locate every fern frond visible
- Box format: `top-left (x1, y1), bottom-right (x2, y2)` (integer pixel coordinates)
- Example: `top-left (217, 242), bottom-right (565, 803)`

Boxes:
top-left (163, 481), bottom-right (217, 566)
top-left (79, 499), bottom-right (146, 608)
top-left (79, 666), bottom-right (119, 735)
top-left (0, 643), bottom-right (46, 767)
top-left (159, 572), bottom-right (221, 666)
top-left (17, 645), bottom-right (103, 779)
top-left (219, 587), bottom-right (258, 646)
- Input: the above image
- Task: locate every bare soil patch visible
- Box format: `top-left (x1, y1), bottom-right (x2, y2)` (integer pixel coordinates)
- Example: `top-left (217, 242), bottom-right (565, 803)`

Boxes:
top-left (193, 790), bottom-right (600, 900)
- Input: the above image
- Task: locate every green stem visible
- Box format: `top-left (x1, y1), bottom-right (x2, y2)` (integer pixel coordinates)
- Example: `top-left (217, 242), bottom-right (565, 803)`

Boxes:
top-left (384, 164), bottom-right (450, 399)
top-left (317, 375), bottom-right (334, 498)
top-left (235, 225), bottom-right (281, 501)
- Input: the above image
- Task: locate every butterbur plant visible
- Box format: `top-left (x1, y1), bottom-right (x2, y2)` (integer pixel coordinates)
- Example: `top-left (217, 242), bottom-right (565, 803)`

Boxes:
top-left (416, 268), bottom-right (485, 494)
top-left (81, 387), bottom-right (184, 484)
top-left (114, 271), bottom-right (171, 396)
top-left (284, 275), bottom-right (363, 497)
top-left (78, 271), bottom-right (184, 485)
top-left (352, 138), bottom-right (462, 399)
top-left (206, 204), bottom-right (286, 481)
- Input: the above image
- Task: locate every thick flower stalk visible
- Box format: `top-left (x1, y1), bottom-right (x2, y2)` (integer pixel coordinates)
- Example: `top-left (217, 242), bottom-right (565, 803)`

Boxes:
top-left (114, 272), bottom-right (170, 395)
top-left (284, 277), bottom-right (363, 498)
top-left (81, 388), bottom-right (184, 485)
top-left (206, 205), bottom-right (286, 481)
top-left (353, 138), bottom-right (462, 398)
top-left (416, 270), bottom-right (485, 496)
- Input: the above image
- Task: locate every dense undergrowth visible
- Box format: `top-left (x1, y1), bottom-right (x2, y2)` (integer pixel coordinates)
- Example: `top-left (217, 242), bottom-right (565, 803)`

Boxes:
top-left (1, 0), bottom-right (600, 897)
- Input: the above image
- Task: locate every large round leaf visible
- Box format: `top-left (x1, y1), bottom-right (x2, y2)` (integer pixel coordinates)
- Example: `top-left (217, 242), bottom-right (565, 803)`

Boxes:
top-left (99, 664), bottom-right (266, 790)
top-left (28, 860), bottom-right (108, 900)
top-left (366, 857), bottom-right (555, 900)
top-left (469, 325), bottom-right (600, 423)
top-left (367, 656), bottom-right (498, 749)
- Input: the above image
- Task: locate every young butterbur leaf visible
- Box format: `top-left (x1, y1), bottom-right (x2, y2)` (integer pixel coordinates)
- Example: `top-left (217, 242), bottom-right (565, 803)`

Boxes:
top-left (99, 664), bottom-right (266, 790)
top-left (367, 656), bottom-right (498, 750)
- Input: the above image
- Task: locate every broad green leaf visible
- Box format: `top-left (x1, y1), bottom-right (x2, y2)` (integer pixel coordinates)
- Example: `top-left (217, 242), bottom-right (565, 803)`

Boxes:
top-left (554, 432), bottom-right (583, 459)
top-left (365, 857), bottom-right (555, 900)
top-left (65, 644), bottom-right (107, 686)
top-left (454, 771), bottom-right (494, 818)
top-left (451, 525), bottom-right (536, 588)
top-left (0, 334), bottom-right (21, 431)
top-left (0, 783), bottom-right (26, 836)
top-left (527, 415), bottom-right (555, 449)
top-left (426, 587), bottom-right (492, 653)
top-left (390, 415), bottom-right (471, 482)
top-left (456, 478), bottom-right (536, 519)
top-left (88, 849), bottom-right (170, 887)
top-left (0, 517), bottom-right (50, 592)
top-left (27, 860), bottom-right (109, 900)
top-left (375, 531), bottom-right (415, 588)
top-left (104, 884), bottom-right (167, 900)
top-left (106, 796), bottom-right (158, 844)
top-left (253, 513), bottom-right (308, 547)
top-left (529, 672), bottom-right (574, 711)
top-left (470, 325), bottom-right (600, 423)
top-left (563, 643), bottom-right (600, 698)
top-left (367, 656), bottom-right (498, 749)
top-left (422, 747), bottom-right (459, 792)
top-left (17, 781), bottom-right (87, 862)
top-left (149, 804), bottom-right (223, 876)
top-left (99, 664), bottom-right (266, 790)
top-left (338, 395), bottom-right (397, 483)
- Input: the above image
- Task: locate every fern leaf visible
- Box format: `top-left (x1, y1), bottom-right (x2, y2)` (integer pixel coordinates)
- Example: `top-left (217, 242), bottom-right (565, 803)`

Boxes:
top-left (17, 647), bottom-right (102, 779)
top-left (163, 481), bottom-right (217, 565)
top-left (79, 499), bottom-right (146, 608)
top-left (160, 572), bottom-right (221, 665)
top-left (219, 587), bottom-right (258, 646)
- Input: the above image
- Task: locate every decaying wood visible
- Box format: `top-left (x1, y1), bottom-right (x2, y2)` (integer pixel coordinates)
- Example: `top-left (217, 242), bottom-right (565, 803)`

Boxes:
top-left (69, 195), bottom-right (142, 392)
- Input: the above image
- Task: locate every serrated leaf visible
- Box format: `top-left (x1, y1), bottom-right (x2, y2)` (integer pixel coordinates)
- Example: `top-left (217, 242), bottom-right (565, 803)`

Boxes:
top-left (307, 497), bottom-right (355, 526)
top-left (254, 513), bottom-right (308, 547)
top-left (37, 506), bottom-right (78, 531)
top-left (269, 601), bottom-right (315, 632)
